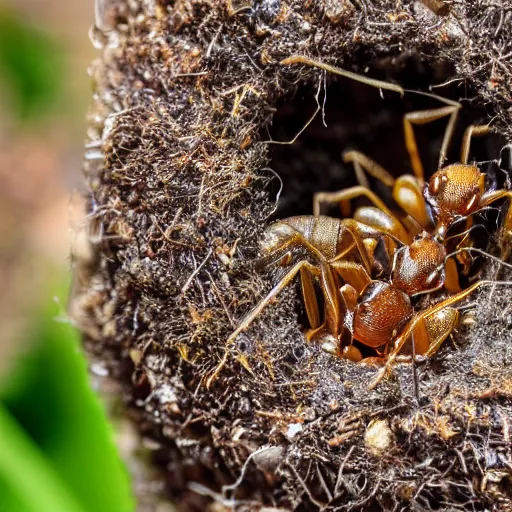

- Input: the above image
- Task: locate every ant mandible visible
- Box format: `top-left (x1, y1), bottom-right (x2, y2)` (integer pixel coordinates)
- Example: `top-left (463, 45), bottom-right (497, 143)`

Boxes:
top-left (206, 56), bottom-right (512, 389)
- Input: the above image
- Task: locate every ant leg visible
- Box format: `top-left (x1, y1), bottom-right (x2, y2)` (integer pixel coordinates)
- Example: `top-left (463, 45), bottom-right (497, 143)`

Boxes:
top-left (444, 257), bottom-right (462, 293)
top-left (410, 308), bottom-right (459, 356)
top-left (330, 259), bottom-right (371, 294)
top-left (460, 125), bottom-right (490, 165)
top-left (343, 151), bottom-right (430, 232)
top-left (307, 264), bottom-right (349, 343)
top-left (314, 185), bottom-right (393, 218)
top-left (340, 283), bottom-right (358, 310)
top-left (331, 216), bottom-right (406, 278)
top-left (267, 219), bottom-right (375, 274)
top-left (420, 308), bottom-right (460, 357)
top-left (300, 265), bottom-right (321, 329)
top-left (480, 190), bottom-right (512, 213)
top-left (339, 161), bottom-right (430, 234)
top-left (259, 232), bottom-right (327, 267)
top-left (280, 55), bottom-right (405, 96)
top-left (329, 217), bottom-right (397, 276)
top-left (353, 206), bottom-right (411, 244)
top-left (343, 150), bottom-right (396, 189)
top-left (305, 324), bottom-right (326, 342)
top-left (206, 260), bottom-right (318, 388)
top-left (453, 218), bottom-right (476, 277)
top-left (340, 150), bottom-right (396, 217)
top-left (404, 101), bottom-right (460, 181)
top-left (392, 175), bottom-right (432, 230)
top-left (320, 264), bottom-right (345, 337)
top-left (350, 209), bottom-right (407, 275)
top-left (320, 283), bottom-right (363, 362)
top-left (335, 218), bottom-right (376, 274)
top-left (368, 279), bottom-right (506, 389)
top-left (261, 221), bottom-right (371, 310)
top-left (503, 205), bottom-right (512, 261)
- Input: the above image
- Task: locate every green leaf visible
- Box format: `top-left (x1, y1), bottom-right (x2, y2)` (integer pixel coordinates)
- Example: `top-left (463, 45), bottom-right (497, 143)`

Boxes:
top-left (0, 283), bottom-right (135, 512)
top-left (0, 405), bottom-right (87, 512)
top-left (0, 7), bottom-right (64, 122)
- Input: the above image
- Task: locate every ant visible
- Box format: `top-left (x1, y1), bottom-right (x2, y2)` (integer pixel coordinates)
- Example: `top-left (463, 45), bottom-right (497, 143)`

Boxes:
top-left (205, 56), bottom-right (512, 389)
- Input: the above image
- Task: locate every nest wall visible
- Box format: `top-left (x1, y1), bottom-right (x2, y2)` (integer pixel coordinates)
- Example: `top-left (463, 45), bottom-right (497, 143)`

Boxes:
top-left (72, 1), bottom-right (512, 510)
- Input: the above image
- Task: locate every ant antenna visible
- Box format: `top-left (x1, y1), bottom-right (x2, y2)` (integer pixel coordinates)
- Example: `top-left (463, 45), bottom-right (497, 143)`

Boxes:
top-left (281, 55), bottom-right (405, 96)
top-left (405, 215), bottom-right (424, 234)
top-left (403, 88), bottom-right (461, 108)
top-left (428, 247), bottom-right (512, 282)
top-left (447, 206), bottom-right (498, 230)
top-left (381, 232), bottom-right (406, 247)
top-left (444, 247), bottom-right (512, 271)
top-left (443, 223), bottom-right (490, 242)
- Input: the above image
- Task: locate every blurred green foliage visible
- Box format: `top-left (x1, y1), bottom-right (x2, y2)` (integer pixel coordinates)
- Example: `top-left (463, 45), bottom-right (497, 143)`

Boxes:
top-left (0, 5), bottom-right (135, 511)
top-left (0, 6), bottom-right (64, 122)
top-left (0, 283), bottom-right (135, 512)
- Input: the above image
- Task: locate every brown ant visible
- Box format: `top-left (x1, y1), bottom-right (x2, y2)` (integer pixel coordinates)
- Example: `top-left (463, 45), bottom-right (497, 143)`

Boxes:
top-left (205, 57), bottom-right (512, 389)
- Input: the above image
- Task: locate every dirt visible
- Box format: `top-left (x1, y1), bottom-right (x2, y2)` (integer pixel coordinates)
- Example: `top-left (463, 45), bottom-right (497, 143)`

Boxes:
top-left (72, 1), bottom-right (512, 510)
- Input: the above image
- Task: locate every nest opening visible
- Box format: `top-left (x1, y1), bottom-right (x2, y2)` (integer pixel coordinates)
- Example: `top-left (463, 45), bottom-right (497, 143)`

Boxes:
top-left (263, 63), bottom-right (507, 358)
top-left (268, 65), bottom-right (506, 220)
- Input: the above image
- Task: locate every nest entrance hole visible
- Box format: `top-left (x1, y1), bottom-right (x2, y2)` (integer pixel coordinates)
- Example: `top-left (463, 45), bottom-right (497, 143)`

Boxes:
top-left (263, 63), bottom-right (506, 348)
top-left (268, 65), bottom-right (505, 220)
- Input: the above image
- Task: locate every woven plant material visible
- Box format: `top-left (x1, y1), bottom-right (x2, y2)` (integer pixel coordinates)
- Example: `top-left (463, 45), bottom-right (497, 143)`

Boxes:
top-left (72, 1), bottom-right (512, 510)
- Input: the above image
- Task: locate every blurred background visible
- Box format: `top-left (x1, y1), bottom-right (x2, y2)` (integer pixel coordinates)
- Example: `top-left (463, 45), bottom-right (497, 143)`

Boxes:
top-left (0, 1), bottom-right (136, 510)
top-left (0, 0), bottom-right (91, 374)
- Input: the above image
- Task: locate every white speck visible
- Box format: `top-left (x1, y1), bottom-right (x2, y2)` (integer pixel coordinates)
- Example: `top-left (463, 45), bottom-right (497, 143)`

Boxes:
top-left (156, 384), bottom-right (178, 404)
top-left (364, 419), bottom-right (393, 457)
top-left (90, 363), bottom-right (109, 377)
top-left (286, 423), bottom-right (303, 439)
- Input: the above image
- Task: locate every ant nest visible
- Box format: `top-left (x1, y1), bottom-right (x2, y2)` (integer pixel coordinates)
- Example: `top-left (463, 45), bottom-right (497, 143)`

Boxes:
top-left (73, 1), bottom-right (512, 510)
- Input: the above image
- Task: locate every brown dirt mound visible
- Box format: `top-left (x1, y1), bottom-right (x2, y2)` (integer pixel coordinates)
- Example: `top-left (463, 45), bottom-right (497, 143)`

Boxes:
top-left (72, 1), bottom-right (512, 510)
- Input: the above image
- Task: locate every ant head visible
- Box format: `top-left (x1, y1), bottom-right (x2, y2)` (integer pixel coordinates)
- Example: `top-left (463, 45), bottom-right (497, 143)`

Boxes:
top-left (425, 164), bottom-right (485, 238)
top-left (391, 231), bottom-right (446, 296)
